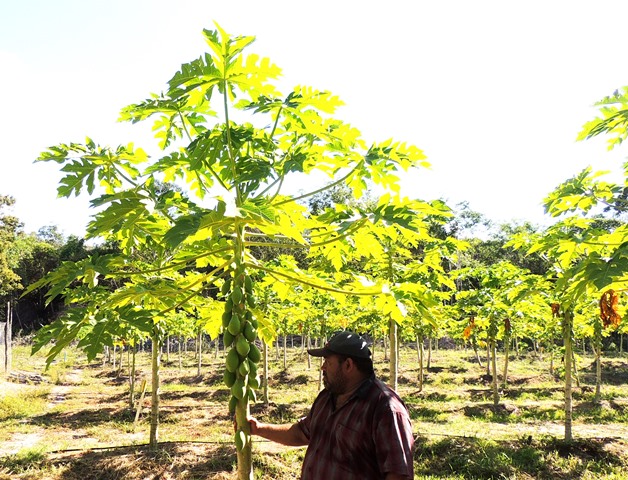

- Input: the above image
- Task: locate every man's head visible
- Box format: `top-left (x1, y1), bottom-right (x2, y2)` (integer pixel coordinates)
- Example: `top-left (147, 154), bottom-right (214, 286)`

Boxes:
top-left (308, 331), bottom-right (374, 392)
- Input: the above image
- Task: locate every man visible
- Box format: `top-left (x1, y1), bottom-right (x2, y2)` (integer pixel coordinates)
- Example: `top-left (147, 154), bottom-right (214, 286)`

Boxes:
top-left (248, 331), bottom-right (415, 479)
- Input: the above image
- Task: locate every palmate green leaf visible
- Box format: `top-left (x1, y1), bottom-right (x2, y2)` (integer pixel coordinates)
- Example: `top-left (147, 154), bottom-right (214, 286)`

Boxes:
top-left (196, 302), bottom-right (223, 340)
top-left (543, 167), bottom-right (619, 217)
top-left (577, 86), bottom-right (628, 150)
top-left (288, 86), bottom-right (345, 115)
top-left (168, 52), bottom-right (223, 99)
top-left (22, 254), bottom-right (112, 304)
top-left (38, 141), bottom-right (146, 197)
top-left (164, 214), bottom-right (202, 248)
top-left (164, 199), bottom-right (227, 249)
top-left (87, 192), bottom-right (173, 254)
top-left (573, 244), bottom-right (628, 291)
top-left (369, 198), bottom-right (428, 232)
top-left (375, 293), bottom-right (407, 324)
top-left (120, 94), bottom-right (213, 149)
top-left (32, 307), bottom-right (87, 367)
top-left (76, 308), bottom-right (155, 361)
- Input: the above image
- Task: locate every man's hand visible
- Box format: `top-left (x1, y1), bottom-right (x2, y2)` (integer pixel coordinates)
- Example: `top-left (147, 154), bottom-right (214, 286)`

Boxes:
top-left (247, 416), bottom-right (260, 436)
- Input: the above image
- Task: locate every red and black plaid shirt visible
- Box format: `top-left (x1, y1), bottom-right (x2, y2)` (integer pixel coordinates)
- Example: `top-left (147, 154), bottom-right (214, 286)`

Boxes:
top-left (297, 375), bottom-right (414, 479)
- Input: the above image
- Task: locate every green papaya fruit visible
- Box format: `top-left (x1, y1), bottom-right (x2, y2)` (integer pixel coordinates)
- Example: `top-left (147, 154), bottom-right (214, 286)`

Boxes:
top-left (226, 348), bottom-right (239, 373)
top-left (221, 277), bottom-right (232, 296)
top-left (228, 314), bottom-right (241, 336)
top-left (246, 294), bottom-right (256, 308)
top-left (248, 342), bottom-right (261, 363)
top-left (223, 329), bottom-right (234, 348)
top-left (228, 395), bottom-right (238, 415)
top-left (236, 335), bottom-right (251, 357)
top-left (248, 374), bottom-right (260, 389)
top-left (231, 378), bottom-right (246, 400)
top-left (238, 359), bottom-right (250, 376)
top-left (244, 275), bottom-right (253, 294)
top-left (243, 321), bottom-right (256, 342)
top-left (223, 369), bottom-right (236, 388)
top-left (248, 359), bottom-right (258, 377)
top-left (221, 311), bottom-right (231, 328)
top-left (231, 285), bottom-right (243, 304)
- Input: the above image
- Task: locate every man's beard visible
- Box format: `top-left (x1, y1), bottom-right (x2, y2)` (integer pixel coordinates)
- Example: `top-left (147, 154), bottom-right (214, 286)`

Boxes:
top-left (323, 370), bottom-right (347, 394)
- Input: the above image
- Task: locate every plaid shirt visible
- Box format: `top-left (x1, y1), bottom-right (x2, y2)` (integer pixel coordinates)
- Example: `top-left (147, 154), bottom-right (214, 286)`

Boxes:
top-left (297, 375), bottom-right (414, 480)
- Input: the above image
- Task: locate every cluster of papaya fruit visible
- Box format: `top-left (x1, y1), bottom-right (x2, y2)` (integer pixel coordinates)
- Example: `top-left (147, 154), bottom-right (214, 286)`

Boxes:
top-left (221, 271), bottom-right (261, 422)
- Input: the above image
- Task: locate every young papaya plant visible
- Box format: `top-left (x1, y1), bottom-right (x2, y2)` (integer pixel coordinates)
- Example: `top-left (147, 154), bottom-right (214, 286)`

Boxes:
top-left (32, 24), bottom-right (434, 478)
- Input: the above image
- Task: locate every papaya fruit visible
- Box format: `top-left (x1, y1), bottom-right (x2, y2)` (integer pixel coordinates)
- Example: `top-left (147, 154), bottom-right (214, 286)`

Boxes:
top-left (231, 285), bottom-right (243, 305)
top-left (248, 359), bottom-right (258, 377)
top-left (223, 369), bottom-right (236, 388)
top-left (248, 342), bottom-right (261, 363)
top-left (221, 311), bottom-right (231, 328)
top-left (244, 275), bottom-right (253, 294)
top-left (228, 395), bottom-right (238, 415)
top-left (228, 314), bottom-right (241, 336)
top-left (231, 378), bottom-right (246, 400)
top-left (221, 277), bottom-right (232, 296)
top-left (247, 294), bottom-right (256, 308)
top-left (243, 321), bottom-right (256, 342)
top-left (226, 348), bottom-right (239, 373)
top-left (248, 374), bottom-right (260, 389)
top-left (238, 359), bottom-right (250, 376)
top-left (236, 335), bottom-right (251, 357)
top-left (223, 329), bottom-right (234, 348)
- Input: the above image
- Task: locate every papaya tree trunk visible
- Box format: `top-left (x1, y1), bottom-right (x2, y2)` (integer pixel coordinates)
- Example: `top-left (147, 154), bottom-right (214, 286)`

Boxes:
top-left (149, 332), bottom-right (161, 449)
top-left (383, 332), bottom-right (389, 361)
top-left (129, 344), bottom-right (137, 410)
top-left (563, 309), bottom-right (574, 441)
top-left (197, 329), bottom-right (203, 377)
top-left (263, 340), bottom-right (269, 407)
top-left (306, 335), bottom-right (311, 370)
top-left (427, 336), bottom-right (432, 370)
top-left (472, 340), bottom-right (483, 368)
top-left (178, 335), bottom-right (182, 370)
top-left (502, 336), bottom-right (510, 389)
top-left (389, 316), bottom-right (398, 391)
top-left (491, 339), bottom-right (500, 406)
top-left (283, 335), bottom-right (287, 370)
top-left (594, 329), bottom-right (602, 404)
top-left (572, 349), bottom-right (580, 388)
top-left (416, 334), bottom-right (424, 392)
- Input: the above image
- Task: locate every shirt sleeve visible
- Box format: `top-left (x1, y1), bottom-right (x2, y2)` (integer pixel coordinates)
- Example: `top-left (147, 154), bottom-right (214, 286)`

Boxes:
top-left (297, 413), bottom-right (311, 441)
top-left (373, 399), bottom-right (415, 477)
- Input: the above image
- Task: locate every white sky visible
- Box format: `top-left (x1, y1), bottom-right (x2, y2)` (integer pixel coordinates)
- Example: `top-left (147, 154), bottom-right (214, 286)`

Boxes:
top-left (1, 0), bottom-right (627, 238)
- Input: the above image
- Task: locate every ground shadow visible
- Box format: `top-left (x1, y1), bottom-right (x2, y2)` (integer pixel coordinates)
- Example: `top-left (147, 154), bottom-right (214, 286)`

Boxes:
top-left (50, 442), bottom-right (236, 480)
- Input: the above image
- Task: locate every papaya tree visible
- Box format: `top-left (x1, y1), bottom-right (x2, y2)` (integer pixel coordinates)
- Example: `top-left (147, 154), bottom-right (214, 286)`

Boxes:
top-left (507, 87), bottom-right (628, 440)
top-left (31, 24), bottom-right (434, 478)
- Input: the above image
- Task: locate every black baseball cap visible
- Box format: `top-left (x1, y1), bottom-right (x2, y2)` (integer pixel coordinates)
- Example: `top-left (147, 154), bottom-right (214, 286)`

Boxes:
top-left (308, 331), bottom-right (371, 359)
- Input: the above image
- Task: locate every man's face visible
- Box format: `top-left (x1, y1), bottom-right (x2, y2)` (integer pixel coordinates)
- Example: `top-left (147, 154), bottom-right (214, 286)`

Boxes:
top-left (321, 354), bottom-right (348, 394)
